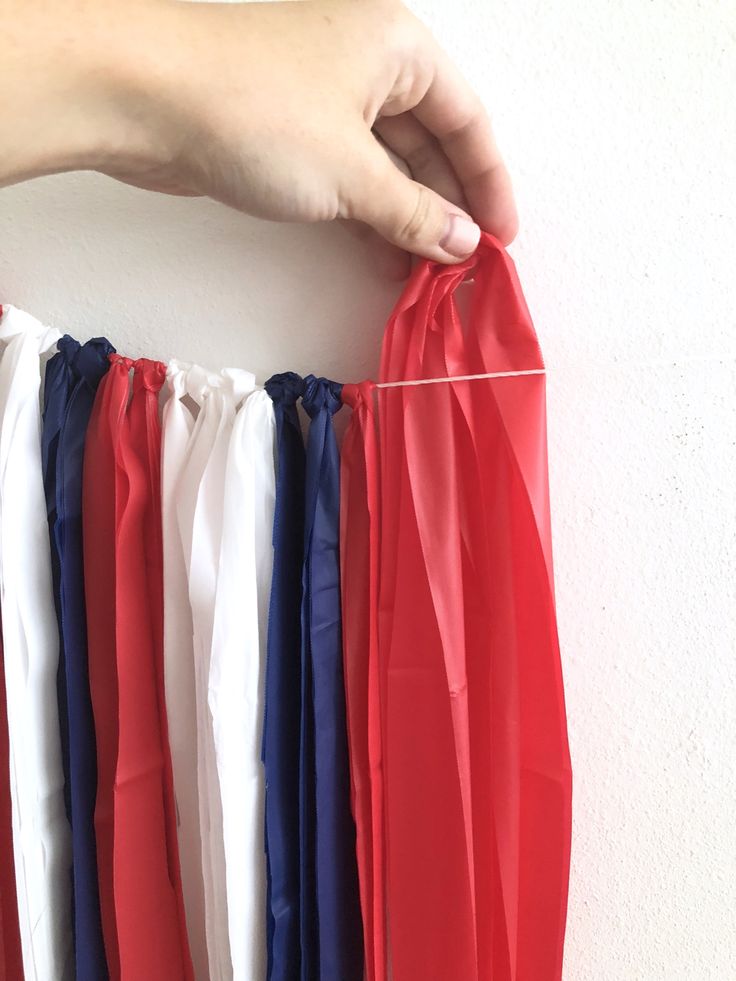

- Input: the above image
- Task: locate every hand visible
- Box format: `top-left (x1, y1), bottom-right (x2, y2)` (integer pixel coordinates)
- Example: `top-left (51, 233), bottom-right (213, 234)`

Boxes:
top-left (1, 0), bottom-right (517, 276)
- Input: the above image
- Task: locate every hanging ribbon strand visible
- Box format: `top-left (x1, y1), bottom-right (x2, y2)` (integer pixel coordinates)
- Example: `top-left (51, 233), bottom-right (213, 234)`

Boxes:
top-left (263, 372), bottom-right (307, 981)
top-left (301, 375), bottom-right (364, 981)
top-left (42, 335), bottom-right (114, 981)
top-left (367, 232), bottom-right (573, 981)
top-left (0, 305), bottom-right (73, 981)
top-left (161, 361), bottom-right (209, 981)
top-left (210, 387), bottom-right (275, 980)
top-left (340, 380), bottom-right (386, 981)
top-left (173, 364), bottom-right (255, 981)
top-left (84, 355), bottom-right (194, 981)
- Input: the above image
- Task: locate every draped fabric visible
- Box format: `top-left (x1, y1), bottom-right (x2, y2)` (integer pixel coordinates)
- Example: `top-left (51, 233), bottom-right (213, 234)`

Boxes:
top-left (210, 388), bottom-right (275, 980)
top-left (0, 305), bottom-right (73, 981)
top-left (84, 355), bottom-right (194, 981)
top-left (263, 372), bottom-right (306, 981)
top-left (0, 621), bottom-right (23, 981)
top-left (0, 233), bottom-right (572, 981)
top-left (161, 362), bottom-right (209, 981)
top-left (42, 334), bottom-right (113, 981)
top-left (171, 364), bottom-right (255, 981)
top-left (300, 376), bottom-right (363, 981)
top-left (339, 381), bottom-right (385, 981)
top-left (355, 231), bottom-right (573, 981)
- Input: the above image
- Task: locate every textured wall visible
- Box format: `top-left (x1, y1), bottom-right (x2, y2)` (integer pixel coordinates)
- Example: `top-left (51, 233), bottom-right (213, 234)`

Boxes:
top-left (1, 0), bottom-right (734, 976)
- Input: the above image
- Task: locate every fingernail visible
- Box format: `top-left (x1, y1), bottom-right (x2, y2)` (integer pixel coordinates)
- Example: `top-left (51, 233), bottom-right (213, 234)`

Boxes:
top-left (440, 214), bottom-right (481, 258)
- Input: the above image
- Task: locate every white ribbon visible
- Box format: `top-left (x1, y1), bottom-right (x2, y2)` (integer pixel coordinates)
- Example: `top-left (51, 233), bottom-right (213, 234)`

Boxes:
top-left (0, 305), bottom-right (72, 981)
top-left (172, 363), bottom-right (255, 981)
top-left (210, 388), bottom-right (275, 980)
top-left (161, 361), bottom-right (209, 981)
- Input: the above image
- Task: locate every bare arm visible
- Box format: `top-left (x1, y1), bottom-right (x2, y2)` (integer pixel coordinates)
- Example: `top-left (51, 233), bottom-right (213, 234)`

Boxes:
top-left (1, 0), bottom-right (518, 274)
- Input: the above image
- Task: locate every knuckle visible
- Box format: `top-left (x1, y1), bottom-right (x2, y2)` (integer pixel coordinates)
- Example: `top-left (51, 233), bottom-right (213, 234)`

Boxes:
top-left (397, 184), bottom-right (433, 244)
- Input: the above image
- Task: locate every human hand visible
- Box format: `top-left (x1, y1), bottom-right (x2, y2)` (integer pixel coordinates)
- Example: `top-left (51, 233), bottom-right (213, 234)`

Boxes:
top-left (2, 0), bottom-right (517, 276)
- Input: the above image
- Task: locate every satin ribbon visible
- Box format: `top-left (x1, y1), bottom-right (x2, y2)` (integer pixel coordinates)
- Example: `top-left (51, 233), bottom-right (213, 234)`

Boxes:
top-left (0, 618), bottom-right (23, 981)
top-left (84, 355), bottom-right (194, 980)
top-left (42, 334), bottom-right (114, 981)
top-left (263, 372), bottom-right (306, 981)
top-left (339, 380), bottom-right (385, 981)
top-left (210, 388), bottom-right (275, 981)
top-left (161, 362), bottom-right (209, 981)
top-left (173, 364), bottom-right (255, 981)
top-left (0, 305), bottom-right (73, 981)
top-left (300, 375), bottom-right (363, 981)
top-left (370, 232), bottom-right (572, 980)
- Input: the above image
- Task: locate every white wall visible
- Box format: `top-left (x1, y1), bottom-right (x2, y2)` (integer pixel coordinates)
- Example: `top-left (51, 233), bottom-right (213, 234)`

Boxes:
top-left (1, 0), bottom-right (734, 977)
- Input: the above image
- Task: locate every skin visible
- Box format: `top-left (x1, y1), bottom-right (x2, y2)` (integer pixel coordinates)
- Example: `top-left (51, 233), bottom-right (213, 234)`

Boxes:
top-left (1, 0), bottom-right (518, 278)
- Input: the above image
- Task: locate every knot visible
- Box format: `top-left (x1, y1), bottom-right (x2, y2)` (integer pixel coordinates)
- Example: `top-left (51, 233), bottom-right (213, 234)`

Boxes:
top-left (341, 380), bottom-right (375, 411)
top-left (74, 337), bottom-right (115, 387)
top-left (265, 371), bottom-right (305, 407)
top-left (166, 359), bottom-right (191, 400)
top-left (301, 375), bottom-right (343, 419)
top-left (220, 367), bottom-right (256, 404)
top-left (57, 334), bottom-right (81, 364)
top-left (133, 358), bottom-right (166, 394)
top-left (109, 353), bottom-right (134, 371)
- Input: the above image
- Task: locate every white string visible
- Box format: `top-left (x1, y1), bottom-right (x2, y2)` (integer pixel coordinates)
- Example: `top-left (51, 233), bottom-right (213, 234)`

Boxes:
top-left (374, 354), bottom-right (736, 389)
top-left (376, 369), bottom-right (545, 388)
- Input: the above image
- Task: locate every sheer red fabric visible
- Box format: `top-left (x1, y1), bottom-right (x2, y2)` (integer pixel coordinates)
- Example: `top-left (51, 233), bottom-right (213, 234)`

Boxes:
top-left (340, 381), bottom-right (385, 981)
top-left (0, 622), bottom-right (24, 981)
top-left (84, 356), bottom-right (194, 981)
top-left (341, 233), bottom-right (572, 981)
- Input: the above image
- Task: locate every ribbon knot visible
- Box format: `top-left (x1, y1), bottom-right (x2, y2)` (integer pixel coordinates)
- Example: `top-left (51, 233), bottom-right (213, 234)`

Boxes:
top-left (341, 380), bottom-right (375, 412)
top-left (133, 358), bottom-right (166, 394)
top-left (109, 353), bottom-right (134, 371)
top-left (265, 371), bottom-right (306, 407)
top-left (57, 334), bottom-right (81, 364)
top-left (301, 375), bottom-right (342, 419)
top-left (74, 338), bottom-right (116, 387)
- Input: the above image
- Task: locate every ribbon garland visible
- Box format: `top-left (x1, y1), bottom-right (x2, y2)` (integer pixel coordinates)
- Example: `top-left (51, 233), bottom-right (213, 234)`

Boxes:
top-left (0, 234), bottom-right (572, 981)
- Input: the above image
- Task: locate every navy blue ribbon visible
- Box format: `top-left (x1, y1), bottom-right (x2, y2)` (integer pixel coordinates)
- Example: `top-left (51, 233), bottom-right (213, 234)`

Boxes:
top-left (300, 375), bottom-right (363, 981)
top-left (42, 334), bottom-right (113, 981)
top-left (264, 372), bottom-right (307, 981)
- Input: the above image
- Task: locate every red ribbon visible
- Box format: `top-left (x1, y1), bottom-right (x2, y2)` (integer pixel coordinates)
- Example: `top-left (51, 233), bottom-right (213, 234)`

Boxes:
top-left (84, 356), bottom-right (193, 981)
top-left (341, 233), bottom-right (572, 981)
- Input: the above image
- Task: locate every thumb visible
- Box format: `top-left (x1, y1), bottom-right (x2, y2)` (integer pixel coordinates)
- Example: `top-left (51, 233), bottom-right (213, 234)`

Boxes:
top-left (341, 133), bottom-right (481, 263)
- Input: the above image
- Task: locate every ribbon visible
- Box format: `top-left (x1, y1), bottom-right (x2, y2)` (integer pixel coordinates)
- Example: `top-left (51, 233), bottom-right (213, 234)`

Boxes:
top-left (0, 305), bottom-right (73, 980)
top-left (300, 375), bottom-right (363, 981)
top-left (173, 364), bottom-right (255, 981)
top-left (0, 617), bottom-right (23, 981)
top-left (263, 372), bottom-right (306, 981)
top-left (210, 388), bottom-right (275, 980)
top-left (42, 334), bottom-right (114, 981)
top-left (84, 355), bottom-right (194, 980)
top-left (340, 381), bottom-right (385, 981)
top-left (161, 362), bottom-right (209, 981)
top-left (372, 232), bottom-right (572, 980)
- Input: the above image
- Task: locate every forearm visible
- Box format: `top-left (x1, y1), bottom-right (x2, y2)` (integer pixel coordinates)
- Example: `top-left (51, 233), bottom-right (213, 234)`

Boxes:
top-left (0, 0), bottom-right (516, 265)
top-left (0, 0), bottom-right (168, 187)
